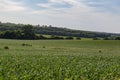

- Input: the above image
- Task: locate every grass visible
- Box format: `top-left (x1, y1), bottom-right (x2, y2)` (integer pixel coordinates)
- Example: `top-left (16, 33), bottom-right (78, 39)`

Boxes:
top-left (0, 39), bottom-right (120, 80)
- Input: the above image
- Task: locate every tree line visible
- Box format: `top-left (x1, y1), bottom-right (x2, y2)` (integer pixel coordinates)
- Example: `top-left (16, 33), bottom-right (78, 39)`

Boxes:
top-left (0, 21), bottom-right (120, 40)
top-left (0, 24), bottom-right (82, 40)
top-left (0, 25), bottom-right (35, 39)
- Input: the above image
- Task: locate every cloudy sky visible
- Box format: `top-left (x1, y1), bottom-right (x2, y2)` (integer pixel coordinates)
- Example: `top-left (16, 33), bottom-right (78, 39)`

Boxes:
top-left (0, 0), bottom-right (120, 33)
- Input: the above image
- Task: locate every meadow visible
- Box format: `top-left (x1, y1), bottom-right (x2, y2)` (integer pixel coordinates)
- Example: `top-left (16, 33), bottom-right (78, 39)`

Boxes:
top-left (0, 39), bottom-right (120, 80)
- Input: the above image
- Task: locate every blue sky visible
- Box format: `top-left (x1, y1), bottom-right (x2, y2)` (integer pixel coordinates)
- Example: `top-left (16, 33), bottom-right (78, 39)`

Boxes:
top-left (0, 0), bottom-right (120, 33)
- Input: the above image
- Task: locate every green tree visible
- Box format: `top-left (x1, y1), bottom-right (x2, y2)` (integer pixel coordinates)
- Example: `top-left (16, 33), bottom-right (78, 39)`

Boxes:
top-left (115, 37), bottom-right (120, 40)
top-left (22, 25), bottom-right (36, 39)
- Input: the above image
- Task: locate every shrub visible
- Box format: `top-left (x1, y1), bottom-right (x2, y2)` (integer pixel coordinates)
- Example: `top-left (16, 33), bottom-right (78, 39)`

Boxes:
top-left (43, 46), bottom-right (46, 48)
top-left (104, 37), bottom-right (110, 40)
top-left (115, 37), bottom-right (120, 40)
top-left (4, 46), bottom-right (9, 49)
top-left (76, 37), bottom-right (81, 40)
top-left (50, 35), bottom-right (64, 40)
top-left (99, 50), bottom-right (102, 53)
top-left (22, 43), bottom-right (32, 46)
top-left (65, 36), bottom-right (74, 40)
top-left (22, 43), bottom-right (26, 46)
top-left (93, 38), bottom-right (100, 40)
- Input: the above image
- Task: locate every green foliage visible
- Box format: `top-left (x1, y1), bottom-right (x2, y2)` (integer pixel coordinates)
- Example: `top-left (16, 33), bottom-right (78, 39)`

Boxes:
top-left (4, 46), bottom-right (9, 49)
top-left (0, 40), bottom-right (120, 80)
top-left (93, 37), bottom-right (100, 40)
top-left (22, 25), bottom-right (36, 39)
top-left (50, 35), bottom-right (64, 40)
top-left (0, 24), bottom-right (36, 40)
top-left (1, 30), bottom-right (22, 39)
top-left (76, 37), bottom-right (81, 40)
top-left (0, 21), bottom-right (119, 38)
top-left (65, 36), bottom-right (74, 40)
top-left (115, 37), bottom-right (120, 40)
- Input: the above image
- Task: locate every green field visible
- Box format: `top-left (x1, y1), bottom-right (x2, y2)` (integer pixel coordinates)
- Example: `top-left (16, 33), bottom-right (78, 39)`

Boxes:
top-left (0, 39), bottom-right (120, 80)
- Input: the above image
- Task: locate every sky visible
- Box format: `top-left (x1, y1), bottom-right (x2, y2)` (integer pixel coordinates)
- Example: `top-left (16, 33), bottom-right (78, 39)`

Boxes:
top-left (0, 0), bottom-right (120, 33)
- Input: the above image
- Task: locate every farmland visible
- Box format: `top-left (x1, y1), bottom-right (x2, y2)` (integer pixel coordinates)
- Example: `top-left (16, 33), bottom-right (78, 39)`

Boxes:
top-left (0, 39), bottom-right (120, 80)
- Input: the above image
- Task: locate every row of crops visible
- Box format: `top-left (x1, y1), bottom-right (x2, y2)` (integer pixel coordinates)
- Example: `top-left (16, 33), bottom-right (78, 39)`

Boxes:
top-left (0, 40), bottom-right (120, 80)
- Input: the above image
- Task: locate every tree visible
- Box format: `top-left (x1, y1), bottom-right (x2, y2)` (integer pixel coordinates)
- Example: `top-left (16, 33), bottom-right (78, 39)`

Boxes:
top-left (76, 37), bottom-right (81, 40)
top-left (65, 36), bottom-right (74, 40)
top-left (93, 37), bottom-right (100, 40)
top-left (50, 35), bottom-right (64, 40)
top-left (115, 37), bottom-right (120, 40)
top-left (22, 25), bottom-right (36, 39)
top-left (15, 30), bottom-right (22, 39)
top-left (1, 30), bottom-right (22, 39)
top-left (104, 37), bottom-right (110, 40)
top-left (3, 30), bottom-right (17, 39)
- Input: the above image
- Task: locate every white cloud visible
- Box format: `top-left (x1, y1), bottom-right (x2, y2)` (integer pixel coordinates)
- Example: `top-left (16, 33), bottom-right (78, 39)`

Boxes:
top-left (49, 0), bottom-right (65, 4)
top-left (0, 0), bottom-right (26, 12)
top-left (33, 0), bottom-right (120, 33)
top-left (0, 0), bottom-right (120, 33)
top-left (34, 0), bottom-right (92, 16)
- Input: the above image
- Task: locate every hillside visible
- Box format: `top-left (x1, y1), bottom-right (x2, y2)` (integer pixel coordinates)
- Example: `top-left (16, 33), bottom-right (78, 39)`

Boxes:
top-left (0, 22), bottom-right (120, 38)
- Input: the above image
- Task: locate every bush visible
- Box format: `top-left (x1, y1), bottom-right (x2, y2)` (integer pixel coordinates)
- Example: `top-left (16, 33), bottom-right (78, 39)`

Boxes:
top-left (115, 37), bottom-right (120, 40)
top-left (37, 35), bottom-right (47, 39)
top-left (22, 43), bottom-right (32, 46)
top-left (93, 38), bottom-right (100, 40)
top-left (4, 46), bottom-right (9, 49)
top-left (22, 43), bottom-right (26, 46)
top-left (99, 50), bottom-right (102, 53)
top-left (50, 35), bottom-right (64, 40)
top-left (104, 37), bottom-right (110, 40)
top-left (43, 46), bottom-right (46, 48)
top-left (65, 36), bottom-right (74, 40)
top-left (76, 37), bottom-right (81, 40)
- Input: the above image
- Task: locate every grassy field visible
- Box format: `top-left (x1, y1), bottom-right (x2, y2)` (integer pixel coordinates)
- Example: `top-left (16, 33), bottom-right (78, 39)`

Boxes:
top-left (0, 39), bottom-right (120, 80)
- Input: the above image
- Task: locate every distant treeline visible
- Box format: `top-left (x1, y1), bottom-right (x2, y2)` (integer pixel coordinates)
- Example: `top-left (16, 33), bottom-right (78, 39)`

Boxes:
top-left (0, 23), bottom-right (80, 40)
top-left (0, 21), bottom-right (120, 40)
